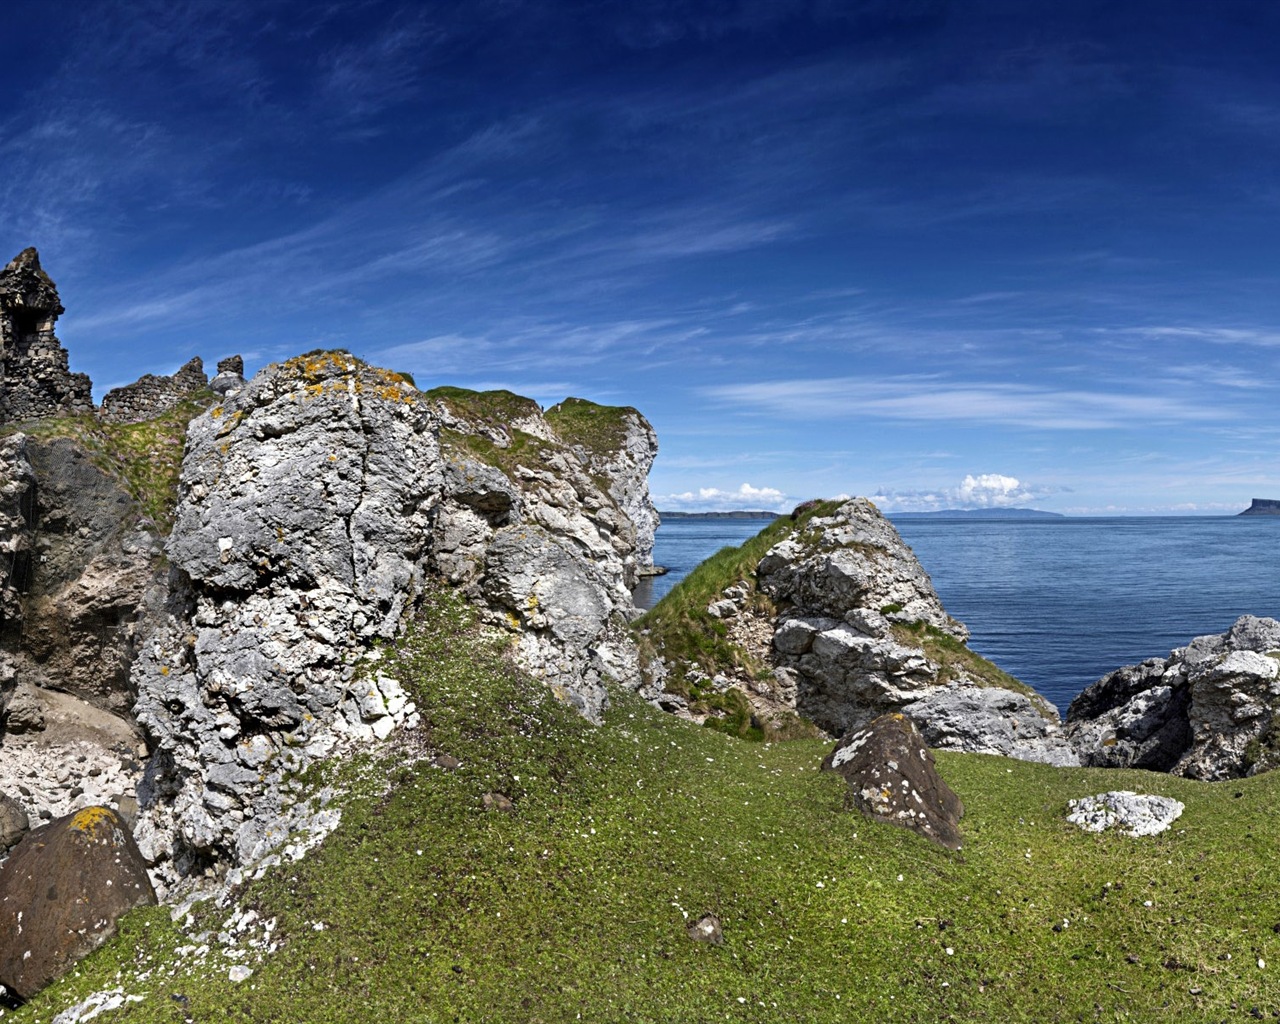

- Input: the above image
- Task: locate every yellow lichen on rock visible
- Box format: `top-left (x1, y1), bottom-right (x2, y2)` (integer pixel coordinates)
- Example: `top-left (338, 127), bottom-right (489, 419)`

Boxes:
top-left (70, 806), bottom-right (117, 835)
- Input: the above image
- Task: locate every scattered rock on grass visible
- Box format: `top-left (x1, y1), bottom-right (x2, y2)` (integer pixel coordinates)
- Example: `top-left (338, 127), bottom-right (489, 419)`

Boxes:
top-left (821, 712), bottom-right (965, 849)
top-left (1065, 791), bottom-right (1185, 837)
top-left (687, 913), bottom-right (723, 946)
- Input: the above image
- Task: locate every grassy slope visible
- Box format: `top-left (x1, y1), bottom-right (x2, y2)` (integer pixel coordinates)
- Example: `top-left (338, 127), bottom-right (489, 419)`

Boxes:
top-left (18, 588), bottom-right (1280, 1024)
top-left (4, 397), bottom-right (212, 533)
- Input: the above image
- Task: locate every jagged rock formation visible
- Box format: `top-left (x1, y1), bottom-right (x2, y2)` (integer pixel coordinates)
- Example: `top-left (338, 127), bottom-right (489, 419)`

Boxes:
top-left (428, 387), bottom-right (657, 715)
top-left (122, 355), bottom-right (656, 895)
top-left (763, 500), bottom-right (1075, 764)
top-left (821, 712), bottom-right (965, 849)
top-left (99, 356), bottom-right (209, 424)
top-left (0, 249), bottom-right (93, 423)
top-left (209, 355), bottom-right (246, 397)
top-left (659, 499), bottom-right (1077, 765)
top-left (1066, 615), bottom-right (1280, 779)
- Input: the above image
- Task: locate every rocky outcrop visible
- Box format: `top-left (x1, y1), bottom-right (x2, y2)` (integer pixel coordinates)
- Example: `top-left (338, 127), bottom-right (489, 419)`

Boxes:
top-left (125, 357), bottom-right (656, 896)
top-left (0, 806), bottom-right (155, 1003)
top-left (545, 398), bottom-right (660, 571)
top-left (99, 356), bottom-right (210, 424)
top-left (209, 355), bottom-right (246, 397)
top-left (0, 249), bottom-right (93, 423)
top-left (754, 499), bottom-right (1076, 765)
top-left (821, 712), bottom-right (965, 849)
top-left (4, 436), bottom-right (164, 715)
top-left (1066, 615), bottom-right (1280, 779)
top-left (429, 387), bottom-right (658, 717)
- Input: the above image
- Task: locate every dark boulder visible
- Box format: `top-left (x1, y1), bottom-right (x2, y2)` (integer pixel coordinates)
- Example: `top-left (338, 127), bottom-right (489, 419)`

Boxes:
top-left (0, 793), bottom-right (27, 852)
top-left (821, 712), bottom-right (964, 849)
top-left (0, 806), bottom-right (155, 1002)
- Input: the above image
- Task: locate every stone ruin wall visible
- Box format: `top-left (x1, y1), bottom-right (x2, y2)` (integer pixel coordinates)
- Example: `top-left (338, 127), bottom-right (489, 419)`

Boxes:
top-left (0, 249), bottom-right (94, 423)
top-left (98, 357), bottom-right (210, 425)
top-left (0, 248), bottom-right (247, 428)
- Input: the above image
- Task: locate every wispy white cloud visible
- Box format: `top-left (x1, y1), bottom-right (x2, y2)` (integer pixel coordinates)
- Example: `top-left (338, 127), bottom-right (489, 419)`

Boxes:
top-left (704, 376), bottom-right (1231, 430)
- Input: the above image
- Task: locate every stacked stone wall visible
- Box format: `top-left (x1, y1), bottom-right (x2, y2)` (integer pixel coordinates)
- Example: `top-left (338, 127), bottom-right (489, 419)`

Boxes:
top-left (99, 357), bottom-right (210, 425)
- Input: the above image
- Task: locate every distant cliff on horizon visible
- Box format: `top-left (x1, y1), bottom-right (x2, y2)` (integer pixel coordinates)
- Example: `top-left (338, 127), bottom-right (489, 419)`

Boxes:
top-left (890, 507), bottom-right (1064, 520)
top-left (1239, 499), bottom-right (1280, 516)
top-left (659, 510), bottom-right (780, 521)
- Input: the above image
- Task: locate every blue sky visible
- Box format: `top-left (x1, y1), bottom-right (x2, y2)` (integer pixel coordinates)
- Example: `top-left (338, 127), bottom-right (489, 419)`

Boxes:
top-left (4, 0), bottom-right (1280, 514)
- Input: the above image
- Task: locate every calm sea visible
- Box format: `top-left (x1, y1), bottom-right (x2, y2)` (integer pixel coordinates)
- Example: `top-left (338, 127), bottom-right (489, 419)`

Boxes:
top-left (635, 515), bottom-right (1280, 712)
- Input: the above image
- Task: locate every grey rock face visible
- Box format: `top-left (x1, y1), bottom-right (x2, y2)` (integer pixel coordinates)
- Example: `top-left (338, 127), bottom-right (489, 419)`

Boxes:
top-left (758, 499), bottom-right (966, 639)
top-left (0, 249), bottom-right (94, 423)
top-left (757, 499), bottom-right (1076, 766)
top-left (130, 356), bottom-right (658, 895)
top-left (1065, 791), bottom-right (1184, 837)
top-left (1, 435), bottom-right (163, 716)
top-left (132, 352), bottom-right (438, 890)
top-left (821, 712), bottom-right (965, 849)
top-left (1067, 614), bottom-right (1280, 779)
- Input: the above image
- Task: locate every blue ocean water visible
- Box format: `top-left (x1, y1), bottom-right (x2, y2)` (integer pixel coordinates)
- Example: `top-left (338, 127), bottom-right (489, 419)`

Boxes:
top-left (637, 515), bottom-right (1280, 712)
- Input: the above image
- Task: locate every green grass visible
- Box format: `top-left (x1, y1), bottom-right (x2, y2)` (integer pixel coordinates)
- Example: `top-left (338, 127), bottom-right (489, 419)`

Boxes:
top-left (425, 386), bottom-right (544, 429)
top-left (890, 621), bottom-right (1044, 702)
top-left (18, 584), bottom-right (1280, 1023)
top-left (544, 397), bottom-right (637, 460)
top-left (4, 396), bottom-right (212, 533)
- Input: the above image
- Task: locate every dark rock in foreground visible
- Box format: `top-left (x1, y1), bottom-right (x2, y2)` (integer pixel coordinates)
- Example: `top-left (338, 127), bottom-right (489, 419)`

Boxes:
top-left (0, 806), bottom-right (155, 1003)
top-left (822, 713), bottom-right (965, 849)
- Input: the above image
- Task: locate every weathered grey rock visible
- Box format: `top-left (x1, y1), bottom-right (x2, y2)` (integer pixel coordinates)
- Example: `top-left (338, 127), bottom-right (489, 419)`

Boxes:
top-left (1065, 791), bottom-right (1184, 837)
top-left (755, 499), bottom-right (1076, 765)
top-left (98, 357), bottom-right (209, 424)
top-left (0, 806), bottom-right (155, 1002)
top-left (821, 713), bottom-right (964, 849)
top-left (687, 913), bottom-right (723, 946)
top-left (209, 354), bottom-right (246, 398)
top-left (2, 681), bottom-right (43, 733)
top-left (1067, 614), bottom-right (1280, 779)
top-left (758, 499), bottom-right (966, 639)
top-left (546, 398), bottom-right (660, 574)
top-left (132, 352), bottom-right (438, 890)
top-left (0, 249), bottom-right (94, 423)
top-left (0, 793), bottom-right (28, 852)
top-left (906, 685), bottom-right (1078, 767)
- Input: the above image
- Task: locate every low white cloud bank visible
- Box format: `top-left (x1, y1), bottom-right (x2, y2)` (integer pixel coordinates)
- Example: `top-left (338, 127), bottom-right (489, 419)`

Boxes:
top-left (656, 482), bottom-right (789, 513)
top-left (872, 473), bottom-right (1045, 512)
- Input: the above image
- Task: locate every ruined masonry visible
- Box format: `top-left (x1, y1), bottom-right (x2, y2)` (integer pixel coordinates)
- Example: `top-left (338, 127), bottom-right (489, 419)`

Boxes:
top-left (0, 248), bottom-right (241, 426)
top-left (0, 249), bottom-right (93, 422)
top-left (99, 356), bottom-right (210, 424)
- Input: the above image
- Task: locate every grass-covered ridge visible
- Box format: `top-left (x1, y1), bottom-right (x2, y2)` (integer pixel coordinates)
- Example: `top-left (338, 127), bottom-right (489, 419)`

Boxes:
top-left (18, 584), bottom-right (1280, 1022)
top-left (633, 501), bottom-right (842, 702)
top-left (4, 397), bottom-right (213, 533)
top-left (545, 397), bottom-right (637, 460)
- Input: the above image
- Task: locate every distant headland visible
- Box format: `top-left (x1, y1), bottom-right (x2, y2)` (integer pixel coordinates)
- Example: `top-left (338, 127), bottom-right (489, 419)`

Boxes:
top-left (1239, 499), bottom-right (1280, 516)
top-left (890, 507), bottom-right (1065, 520)
top-left (658, 510), bottom-right (780, 521)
